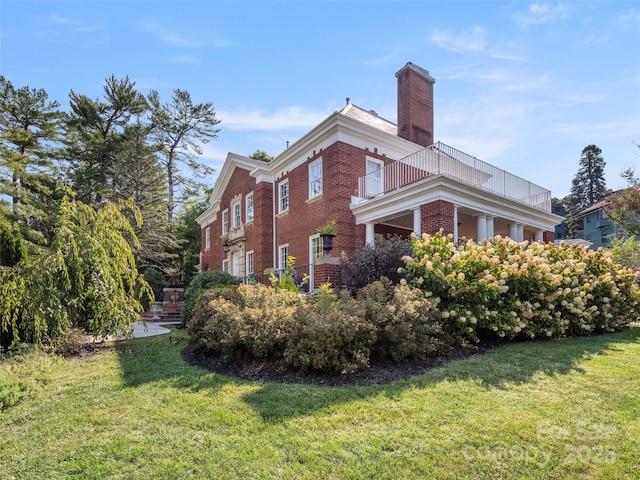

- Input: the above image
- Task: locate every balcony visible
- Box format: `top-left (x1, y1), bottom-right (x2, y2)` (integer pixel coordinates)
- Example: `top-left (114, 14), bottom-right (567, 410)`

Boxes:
top-left (356, 141), bottom-right (552, 212)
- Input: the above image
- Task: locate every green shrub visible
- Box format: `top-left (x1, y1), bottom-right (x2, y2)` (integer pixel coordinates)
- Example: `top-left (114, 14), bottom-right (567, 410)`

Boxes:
top-left (0, 373), bottom-right (32, 411)
top-left (139, 267), bottom-right (169, 311)
top-left (182, 270), bottom-right (240, 324)
top-left (187, 284), bottom-right (299, 360)
top-left (357, 278), bottom-right (450, 361)
top-left (340, 236), bottom-right (411, 293)
top-left (0, 222), bottom-right (27, 268)
top-left (401, 232), bottom-right (640, 344)
top-left (284, 286), bottom-right (377, 373)
top-left (54, 328), bottom-right (87, 356)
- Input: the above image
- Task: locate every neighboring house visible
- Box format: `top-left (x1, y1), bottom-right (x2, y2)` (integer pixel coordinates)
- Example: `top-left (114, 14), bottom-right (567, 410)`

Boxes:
top-left (573, 191), bottom-right (639, 249)
top-left (196, 62), bottom-right (563, 289)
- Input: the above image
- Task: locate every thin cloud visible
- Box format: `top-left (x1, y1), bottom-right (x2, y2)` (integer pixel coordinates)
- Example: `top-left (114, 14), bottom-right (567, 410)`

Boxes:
top-left (514, 3), bottom-right (572, 27)
top-left (142, 22), bottom-right (232, 48)
top-left (432, 26), bottom-right (487, 54)
top-left (217, 107), bottom-right (329, 131)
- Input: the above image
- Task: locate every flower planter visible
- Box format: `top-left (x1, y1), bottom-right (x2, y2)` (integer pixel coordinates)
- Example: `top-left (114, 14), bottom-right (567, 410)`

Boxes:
top-left (320, 232), bottom-right (336, 254)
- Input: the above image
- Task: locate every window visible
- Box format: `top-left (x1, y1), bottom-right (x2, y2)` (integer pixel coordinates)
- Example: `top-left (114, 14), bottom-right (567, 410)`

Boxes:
top-left (366, 158), bottom-right (384, 196)
top-left (279, 244), bottom-right (289, 271)
top-left (246, 193), bottom-right (254, 222)
top-left (586, 214), bottom-right (592, 224)
top-left (222, 259), bottom-right (229, 273)
top-left (601, 230), bottom-right (608, 243)
top-left (222, 209), bottom-right (229, 234)
top-left (311, 235), bottom-right (322, 260)
top-left (233, 202), bottom-right (241, 228)
top-left (309, 159), bottom-right (322, 198)
top-left (246, 251), bottom-right (254, 276)
top-left (205, 227), bottom-right (210, 250)
top-left (279, 179), bottom-right (289, 213)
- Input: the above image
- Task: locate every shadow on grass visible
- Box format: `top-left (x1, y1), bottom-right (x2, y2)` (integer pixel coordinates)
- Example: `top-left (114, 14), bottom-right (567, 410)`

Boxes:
top-left (115, 327), bottom-right (239, 394)
top-left (242, 326), bottom-right (640, 422)
top-left (115, 325), bottom-right (640, 423)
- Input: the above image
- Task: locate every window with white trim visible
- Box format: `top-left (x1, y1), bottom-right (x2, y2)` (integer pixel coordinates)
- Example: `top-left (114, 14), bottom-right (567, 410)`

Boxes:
top-left (366, 158), bottom-right (384, 196)
top-left (222, 209), bottom-right (229, 234)
top-left (246, 193), bottom-right (254, 222)
top-left (246, 250), bottom-right (254, 276)
top-left (310, 235), bottom-right (322, 260)
top-left (279, 244), bottom-right (289, 271)
top-left (279, 179), bottom-right (289, 213)
top-left (205, 227), bottom-right (210, 250)
top-left (233, 202), bottom-right (241, 228)
top-left (222, 259), bottom-right (229, 273)
top-left (309, 159), bottom-right (322, 198)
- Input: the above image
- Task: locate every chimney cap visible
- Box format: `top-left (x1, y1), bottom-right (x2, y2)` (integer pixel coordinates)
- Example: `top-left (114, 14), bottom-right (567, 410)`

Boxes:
top-left (395, 62), bottom-right (436, 84)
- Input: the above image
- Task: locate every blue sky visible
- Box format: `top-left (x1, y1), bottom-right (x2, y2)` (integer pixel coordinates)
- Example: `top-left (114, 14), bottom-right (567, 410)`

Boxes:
top-left (2, 1), bottom-right (639, 198)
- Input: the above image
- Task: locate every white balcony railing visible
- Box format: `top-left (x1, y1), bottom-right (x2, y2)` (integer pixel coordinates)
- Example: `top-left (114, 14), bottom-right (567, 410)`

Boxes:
top-left (357, 141), bottom-right (551, 212)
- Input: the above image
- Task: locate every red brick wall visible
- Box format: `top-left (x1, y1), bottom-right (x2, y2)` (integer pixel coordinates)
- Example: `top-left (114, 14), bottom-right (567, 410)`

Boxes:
top-left (396, 63), bottom-right (435, 147)
top-left (543, 230), bottom-right (555, 243)
top-left (421, 200), bottom-right (454, 235)
top-left (275, 141), bottom-right (393, 268)
top-left (199, 166), bottom-right (273, 274)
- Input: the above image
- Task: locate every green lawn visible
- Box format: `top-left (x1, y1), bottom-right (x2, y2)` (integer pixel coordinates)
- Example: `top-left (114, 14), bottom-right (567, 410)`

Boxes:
top-left (1, 326), bottom-right (639, 479)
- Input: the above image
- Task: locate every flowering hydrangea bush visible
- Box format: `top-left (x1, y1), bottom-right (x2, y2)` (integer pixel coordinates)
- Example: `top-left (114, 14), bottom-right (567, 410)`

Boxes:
top-left (400, 231), bottom-right (640, 344)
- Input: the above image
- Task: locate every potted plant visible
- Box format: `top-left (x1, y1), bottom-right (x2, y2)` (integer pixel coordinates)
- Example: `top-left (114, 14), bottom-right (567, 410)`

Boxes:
top-left (317, 220), bottom-right (336, 254)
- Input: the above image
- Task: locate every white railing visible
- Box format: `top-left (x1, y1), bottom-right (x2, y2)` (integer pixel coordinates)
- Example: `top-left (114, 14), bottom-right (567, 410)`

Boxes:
top-left (357, 141), bottom-right (551, 212)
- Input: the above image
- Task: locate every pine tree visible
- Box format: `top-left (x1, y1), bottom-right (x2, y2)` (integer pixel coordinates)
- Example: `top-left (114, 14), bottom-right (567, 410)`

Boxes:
top-left (64, 75), bottom-right (147, 206)
top-left (148, 89), bottom-right (220, 223)
top-left (565, 145), bottom-right (608, 236)
top-left (112, 121), bottom-right (179, 269)
top-left (0, 76), bottom-right (62, 247)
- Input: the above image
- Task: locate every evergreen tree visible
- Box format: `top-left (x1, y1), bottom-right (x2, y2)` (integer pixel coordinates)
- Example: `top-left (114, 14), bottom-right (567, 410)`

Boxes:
top-left (148, 89), bottom-right (220, 223)
top-left (565, 145), bottom-right (608, 236)
top-left (0, 76), bottom-right (62, 247)
top-left (172, 196), bottom-right (209, 287)
top-left (64, 75), bottom-right (147, 206)
top-left (112, 121), bottom-right (179, 269)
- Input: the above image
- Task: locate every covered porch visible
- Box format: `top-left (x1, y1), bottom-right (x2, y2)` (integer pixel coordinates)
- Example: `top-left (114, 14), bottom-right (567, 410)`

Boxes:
top-left (351, 143), bottom-right (563, 244)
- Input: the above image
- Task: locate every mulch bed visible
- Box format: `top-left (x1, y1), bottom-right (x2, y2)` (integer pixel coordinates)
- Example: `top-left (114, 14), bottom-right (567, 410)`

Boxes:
top-left (180, 341), bottom-right (498, 387)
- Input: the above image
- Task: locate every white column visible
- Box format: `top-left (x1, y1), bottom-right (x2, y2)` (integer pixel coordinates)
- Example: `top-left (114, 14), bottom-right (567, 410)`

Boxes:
top-left (486, 215), bottom-right (495, 239)
top-left (508, 223), bottom-right (518, 240)
top-left (413, 208), bottom-right (421, 237)
top-left (476, 214), bottom-right (487, 242)
top-left (534, 230), bottom-right (544, 242)
top-left (453, 205), bottom-right (460, 245)
top-left (517, 224), bottom-right (524, 242)
top-left (365, 223), bottom-right (375, 245)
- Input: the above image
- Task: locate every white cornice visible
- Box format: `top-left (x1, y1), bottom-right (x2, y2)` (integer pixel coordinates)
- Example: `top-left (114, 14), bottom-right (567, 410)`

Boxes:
top-left (208, 152), bottom-right (260, 204)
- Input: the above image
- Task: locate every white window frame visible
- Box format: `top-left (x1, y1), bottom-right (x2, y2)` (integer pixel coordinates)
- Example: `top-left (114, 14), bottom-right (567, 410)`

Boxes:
top-left (233, 202), bottom-right (241, 229)
top-left (278, 244), bottom-right (289, 271)
top-left (309, 234), bottom-right (322, 291)
top-left (246, 192), bottom-right (254, 222)
top-left (222, 259), bottom-right (229, 273)
top-left (279, 179), bottom-right (289, 213)
top-left (366, 158), bottom-right (384, 196)
top-left (205, 227), bottom-right (210, 250)
top-left (222, 209), bottom-right (229, 235)
top-left (309, 159), bottom-right (322, 198)
top-left (246, 250), bottom-right (254, 276)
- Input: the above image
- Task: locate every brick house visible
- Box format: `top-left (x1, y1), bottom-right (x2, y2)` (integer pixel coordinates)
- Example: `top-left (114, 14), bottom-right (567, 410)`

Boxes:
top-left (196, 62), bottom-right (563, 289)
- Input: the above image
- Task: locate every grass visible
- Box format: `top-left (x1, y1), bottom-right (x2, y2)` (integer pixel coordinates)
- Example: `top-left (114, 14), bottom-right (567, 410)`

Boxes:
top-left (1, 326), bottom-right (639, 479)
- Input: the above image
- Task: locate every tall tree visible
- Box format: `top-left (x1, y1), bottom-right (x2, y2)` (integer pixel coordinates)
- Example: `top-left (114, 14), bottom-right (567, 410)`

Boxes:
top-left (64, 75), bottom-right (147, 206)
top-left (249, 149), bottom-right (274, 162)
top-left (0, 76), bottom-right (62, 247)
top-left (565, 144), bottom-right (608, 236)
top-left (112, 121), bottom-right (178, 269)
top-left (148, 89), bottom-right (220, 223)
top-left (171, 195), bottom-right (209, 287)
top-left (607, 164), bottom-right (640, 235)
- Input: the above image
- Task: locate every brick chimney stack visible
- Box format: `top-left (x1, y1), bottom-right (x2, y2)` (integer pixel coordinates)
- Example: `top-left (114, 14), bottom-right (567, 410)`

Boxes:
top-left (396, 62), bottom-right (436, 147)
